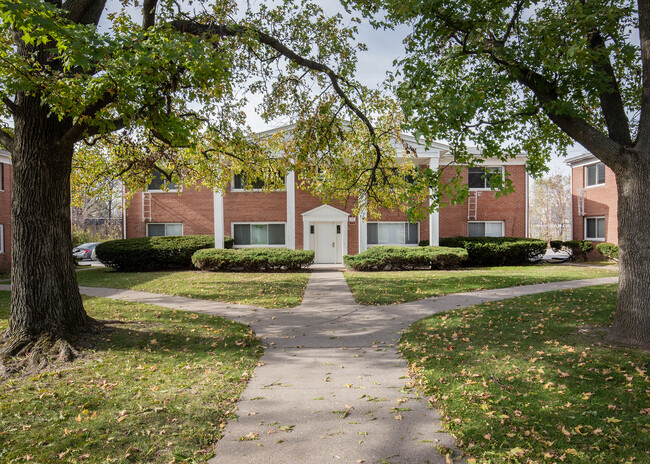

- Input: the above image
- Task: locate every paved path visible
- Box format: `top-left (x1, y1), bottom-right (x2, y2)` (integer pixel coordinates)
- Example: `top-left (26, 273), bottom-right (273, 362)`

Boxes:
top-left (18, 273), bottom-right (617, 464)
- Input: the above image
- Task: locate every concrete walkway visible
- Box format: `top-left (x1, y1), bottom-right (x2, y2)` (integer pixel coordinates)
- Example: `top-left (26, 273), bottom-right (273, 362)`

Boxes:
top-left (59, 273), bottom-right (617, 464)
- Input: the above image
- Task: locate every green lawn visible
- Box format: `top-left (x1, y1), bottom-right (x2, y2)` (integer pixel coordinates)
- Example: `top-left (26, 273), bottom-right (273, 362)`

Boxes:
top-left (0, 292), bottom-right (262, 463)
top-left (400, 285), bottom-right (649, 463)
top-left (76, 268), bottom-right (312, 308)
top-left (345, 264), bottom-right (618, 305)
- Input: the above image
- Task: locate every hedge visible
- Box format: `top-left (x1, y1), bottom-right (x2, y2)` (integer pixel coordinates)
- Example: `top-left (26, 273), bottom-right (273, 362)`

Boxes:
top-left (95, 235), bottom-right (214, 271)
top-left (343, 246), bottom-right (468, 271)
top-left (596, 242), bottom-right (618, 261)
top-left (439, 236), bottom-right (547, 266)
top-left (550, 240), bottom-right (594, 261)
top-left (192, 248), bottom-right (315, 271)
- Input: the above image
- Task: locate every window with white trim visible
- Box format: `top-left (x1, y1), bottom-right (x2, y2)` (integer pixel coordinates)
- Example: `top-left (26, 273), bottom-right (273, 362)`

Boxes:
top-left (468, 221), bottom-right (504, 237)
top-left (232, 173), bottom-right (285, 191)
top-left (367, 222), bottom-right (418, 246)
top-left (147, 223), bottom-right (183, 237)
top-left (0, 224), bottom-right (4, 253)
top-left (233, 223), bottom-right (285, 246)
top-left (147, 171), bottom-right (178, 191)
top-left (468, 167), bottom-right (504, 189)
top-left (585, 217), bottom-right (606, 241)
top-left (585, 162), bottom-right (606, 187)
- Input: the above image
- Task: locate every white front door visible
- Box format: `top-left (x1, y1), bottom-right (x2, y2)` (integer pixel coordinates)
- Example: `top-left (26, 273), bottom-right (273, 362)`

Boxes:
top-left (315, 222), bottom-right (337, 263)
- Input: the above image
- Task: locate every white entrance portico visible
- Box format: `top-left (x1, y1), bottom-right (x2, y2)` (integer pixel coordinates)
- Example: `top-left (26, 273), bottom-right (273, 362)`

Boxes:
top-left (301, 205), bottom-right (349, 264)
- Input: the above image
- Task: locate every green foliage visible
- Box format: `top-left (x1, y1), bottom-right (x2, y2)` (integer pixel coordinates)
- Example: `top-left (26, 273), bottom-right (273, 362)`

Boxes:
top-left (418, 239), bottom-right (430, 247)
top-left (95, 235), bottom-right (214, 271)
top-left (343, 246), bottom-right (467, 271)
top-left (596, 242), bottom-right (619, 261)
top-left (345, 265), bottom-right (619, 305)
top-left (400, 285), bottom-right (648, 463)
top-left (192, 248), bottom-right (314, 272)
top-left (0, 292), bottom-right (262, 462)
top-left (224, 235), bottom-right (235, 249)
top-left (439, 237), bottom-right (547, 266)
top-left (551, 240), bottom-right (594, 261)
top-left (71, 224), bottom-right (120, 247)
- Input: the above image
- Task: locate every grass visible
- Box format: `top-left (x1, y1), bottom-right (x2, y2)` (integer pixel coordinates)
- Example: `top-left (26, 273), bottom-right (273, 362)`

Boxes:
top-left (76, 268), bottom-right (312, 308)
top-left (344, 264), bottom-right (618, 305)
top-left (400, 285), bottom-right (649, 464)
top-left (0, 291), bottom-right (262, 463)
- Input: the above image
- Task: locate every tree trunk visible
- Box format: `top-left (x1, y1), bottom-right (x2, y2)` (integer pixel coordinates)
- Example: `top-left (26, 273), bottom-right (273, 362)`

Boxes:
top-left (4, 93), bottom-right (91, 348)
top-left (606, 155), bottom-right (650, 348)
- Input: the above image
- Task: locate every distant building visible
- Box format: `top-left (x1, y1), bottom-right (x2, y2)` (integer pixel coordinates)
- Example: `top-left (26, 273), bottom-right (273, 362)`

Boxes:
top-left (566, 153), bottom-right (618, 248)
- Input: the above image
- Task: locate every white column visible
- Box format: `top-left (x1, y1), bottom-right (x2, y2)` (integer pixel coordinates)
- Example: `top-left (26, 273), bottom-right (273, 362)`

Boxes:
top-left (213, 189), bottom-right (224, 249)
top-left (286, 171), bottom-right (296, 249)
top-left (358, 195), bottom-right (367, 253)
top-left (429, 158), bottom-right (440, 246)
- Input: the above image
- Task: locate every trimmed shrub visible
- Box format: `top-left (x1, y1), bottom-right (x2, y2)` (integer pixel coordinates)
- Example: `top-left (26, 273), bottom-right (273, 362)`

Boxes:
top-left (224, 236), bottom-right (234, 249)
top-left (96, 235), bottom-right (214, 271)
top-left (550, 240), bottom-right (594, 261)
top-left (343, 246), bottom-right (468, 271)
top-left (439, 236), bottom-right (547, 266)
top-left (418, 240), bottom-right (430, 247)
top-left (596, 242), bottom-right (619, 261)
top-left (192, 248), bottom-right (314, 271)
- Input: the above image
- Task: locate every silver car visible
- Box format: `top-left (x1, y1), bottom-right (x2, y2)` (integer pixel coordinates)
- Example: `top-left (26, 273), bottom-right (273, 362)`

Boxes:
top-left (73, 242), bottom-right (100, 261)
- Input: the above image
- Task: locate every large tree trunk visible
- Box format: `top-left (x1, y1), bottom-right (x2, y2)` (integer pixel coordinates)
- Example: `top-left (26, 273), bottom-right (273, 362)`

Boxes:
top-left (606, 156), bottom-right (650, 348)
top-left (0, 92), bottom-right (92, 373)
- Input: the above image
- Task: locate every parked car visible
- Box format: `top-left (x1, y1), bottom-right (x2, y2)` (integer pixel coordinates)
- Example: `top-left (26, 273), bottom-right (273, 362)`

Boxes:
top-left (73, 242), bottom-right (100, 261)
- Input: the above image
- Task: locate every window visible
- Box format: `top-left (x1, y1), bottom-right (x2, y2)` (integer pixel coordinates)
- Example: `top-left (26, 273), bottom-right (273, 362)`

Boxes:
top-left (147, 171), bottom-right (178, 191)
top-left (367, 222), bottom-right (418, 246)
top-left (585, 217), bottom-right (606, 241)
top-left (233, 223), bottom-right (285, 246)
top-left (468, 167), bottom-right (503, 189)
top-left (585, 162), bottom-right (606, 187)
top-left (147, 223), bottom-right (183, 237)
top-left (468, 221), bottom-right (504, 237)
top-left (233, 173), bottom-right (285, 190)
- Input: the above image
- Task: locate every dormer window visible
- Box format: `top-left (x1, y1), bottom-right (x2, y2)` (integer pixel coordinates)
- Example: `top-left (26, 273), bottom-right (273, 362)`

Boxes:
top-left (585, 162), bottom-right (606, 187)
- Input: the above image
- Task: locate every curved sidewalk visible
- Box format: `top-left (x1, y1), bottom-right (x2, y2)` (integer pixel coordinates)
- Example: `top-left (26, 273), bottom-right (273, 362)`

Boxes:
top-left (3, 274), bottom-right (617, 463)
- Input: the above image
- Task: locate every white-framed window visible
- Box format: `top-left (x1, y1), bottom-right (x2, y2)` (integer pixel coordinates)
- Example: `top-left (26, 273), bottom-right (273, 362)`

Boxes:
top-left (147, 223), bottom-right (183, 237)
top-left (232, 173), bottom-right (285, 191)
top-left (468, 166), bottom-right (504, 190)
top-left (585, 217), bottom-right (606, 241)
top-left (147, 171), bottom-right (179, 192)
top-left (585, 162), bottom-right (606, 187)
top-left (468, 221), bottom-right (504, 237)
top-left (0, 224), bottom-right (4, 253)
top-left (367, 222), bottom-right (419, 246)
top-left (233, 223), bottom-right (286, 246)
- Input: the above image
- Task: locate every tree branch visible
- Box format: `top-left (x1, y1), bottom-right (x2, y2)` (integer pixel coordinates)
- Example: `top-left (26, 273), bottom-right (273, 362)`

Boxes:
top-left (56, 91), bottom-right (118, 149)
top-left (637, 0), bottom-right (650, 147)
top-left (62, 0), bottom-right (107, 26)
top-left (2, 97), bottom-right (20, 116)
top-left (142, 0), bottom-right (159, 30)
top-left (170, 19), bottom-right (385, 182)
top-left (587, 30), bottom-right (632, 146)
top-left (0, 128), bottom-right (14, 153)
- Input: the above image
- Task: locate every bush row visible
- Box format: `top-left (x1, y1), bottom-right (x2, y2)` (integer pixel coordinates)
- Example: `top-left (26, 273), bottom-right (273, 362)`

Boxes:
top-left (439, 237), bottom-right (547, 266)
top-left (596, 242), bottom-right (618, 261)
top-left (96, 235), bottom-right (215, 271)
top-left (550, 240), bottom-right (594, 261)
top-left (343, 246), bottom-right (468, 271)
top-left (192, 248), bottom-right (314, 271)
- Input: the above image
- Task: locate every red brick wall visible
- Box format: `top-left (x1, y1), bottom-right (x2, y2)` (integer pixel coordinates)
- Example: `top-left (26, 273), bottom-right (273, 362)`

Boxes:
top-left (224, 186), bottom-right (287, 239)
top-left (0, 163), bottom-right (12, 273)
top-left (126, 187), bottom-right (214, 238)
top-left (571, 163), bottom-right (618, 246)
top-left (438, 165), bottom-right (528, 237)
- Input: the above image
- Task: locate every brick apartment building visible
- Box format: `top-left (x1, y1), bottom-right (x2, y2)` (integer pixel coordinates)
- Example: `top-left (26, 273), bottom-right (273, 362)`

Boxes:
top-left (0, 149), bottom-right (11, 273)
top-left (566, 153), bottom-right (618, 246)
top-left (124, 130), bottom-right (530, 264)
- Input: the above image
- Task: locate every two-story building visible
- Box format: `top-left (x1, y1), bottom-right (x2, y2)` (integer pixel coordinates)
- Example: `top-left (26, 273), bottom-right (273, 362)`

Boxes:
top-left (124, 132), bottom-right (529, 264)
top-left (0, 149), bottom-right (11, 273)
top-left (566, 153), bottom-right (618, 247)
